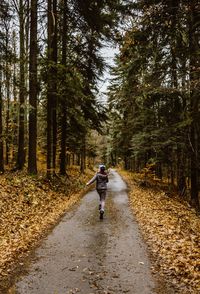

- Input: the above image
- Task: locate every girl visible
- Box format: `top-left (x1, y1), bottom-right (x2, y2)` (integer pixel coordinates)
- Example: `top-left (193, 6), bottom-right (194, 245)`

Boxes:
top-left (86, 164), bottom-right (109, 219)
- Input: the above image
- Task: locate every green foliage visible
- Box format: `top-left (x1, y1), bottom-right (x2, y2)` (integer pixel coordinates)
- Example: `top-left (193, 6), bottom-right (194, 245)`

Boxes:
top-left (107, 0), bottom-right (200, 197)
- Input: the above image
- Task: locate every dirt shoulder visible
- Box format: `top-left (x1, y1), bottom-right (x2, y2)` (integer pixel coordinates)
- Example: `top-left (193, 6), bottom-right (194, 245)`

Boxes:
top-left (0, 167), bottom-right (93, 292)
top-left (120, 169), bottom-right (200, 294)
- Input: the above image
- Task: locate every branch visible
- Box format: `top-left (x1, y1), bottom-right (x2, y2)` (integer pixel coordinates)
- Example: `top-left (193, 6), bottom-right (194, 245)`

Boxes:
top-left (11, 0), bottom-right (19, 14)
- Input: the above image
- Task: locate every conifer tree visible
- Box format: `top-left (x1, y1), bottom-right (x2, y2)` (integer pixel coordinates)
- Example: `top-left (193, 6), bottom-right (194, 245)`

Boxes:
top-left (108, 0), bottom-right (200, 210)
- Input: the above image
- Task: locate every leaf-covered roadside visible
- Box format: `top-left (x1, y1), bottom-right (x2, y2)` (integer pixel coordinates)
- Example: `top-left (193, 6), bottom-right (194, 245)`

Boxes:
top-left (0, 168), bottom-right (93, 287)
top-left (120, 170), bottom-right (200, 294)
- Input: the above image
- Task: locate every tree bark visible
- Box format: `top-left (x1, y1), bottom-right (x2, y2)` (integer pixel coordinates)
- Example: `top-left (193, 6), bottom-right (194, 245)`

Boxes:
top-left (52, 0), bottom-right (57, 175)
top-left (60, 106), bottom-right (67, 174)
top-left (47, 0), bottom-right (57, 177)
top-left (80, 137), bottom-right (86, 173)
top-left (188, 0), bottom-right (200, 211)
top-left (11, 31), bottom-right (18, 164)
top-left (60, 0), bottom-right (67, 175)
top-left (28, 0), bottom-right (38, 174)
top-left (0, 70), bottom-right (4, 172)
top-left (5, 25), bottom-right (10, 165)
top-left (17, 0), bottom-right (26, 169)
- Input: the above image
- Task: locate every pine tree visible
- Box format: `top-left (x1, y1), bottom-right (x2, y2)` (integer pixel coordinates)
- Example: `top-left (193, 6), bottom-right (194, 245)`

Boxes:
top-left (108, 0), bottom-right (200, 210)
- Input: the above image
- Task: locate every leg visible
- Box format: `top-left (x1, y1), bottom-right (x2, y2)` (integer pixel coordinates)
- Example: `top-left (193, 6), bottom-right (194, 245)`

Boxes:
top-left (97, 190), bottom-right (102, 210)
top-left (100, 193), bottom-right (106, 211)
top-left (99, 190), bottom-right (106, 212)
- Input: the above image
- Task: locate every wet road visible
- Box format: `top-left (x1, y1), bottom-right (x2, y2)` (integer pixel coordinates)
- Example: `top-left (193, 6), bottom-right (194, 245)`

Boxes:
top-left (10, 170), bottom-right (158, 294)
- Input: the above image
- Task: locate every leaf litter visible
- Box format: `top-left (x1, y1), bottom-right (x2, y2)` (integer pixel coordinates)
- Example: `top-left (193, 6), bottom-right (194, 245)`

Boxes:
top-left (120, 170), bottom-right (200, 294)
top-left (1, 167), bottom-right (200, 293)
top-left (0, 167), bottom-right (93, 289)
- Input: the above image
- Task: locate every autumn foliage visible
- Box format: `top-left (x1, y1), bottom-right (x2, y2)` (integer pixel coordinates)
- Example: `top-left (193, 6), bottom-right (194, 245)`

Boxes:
top-left (121, 170), bottom-right (200, 294)
top-left (0, 168), bottom-right (93, 289)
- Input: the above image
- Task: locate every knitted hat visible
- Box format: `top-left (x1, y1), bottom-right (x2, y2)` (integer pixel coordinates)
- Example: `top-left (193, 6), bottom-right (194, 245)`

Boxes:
top-left (99, 164), bottom-right (105, 170)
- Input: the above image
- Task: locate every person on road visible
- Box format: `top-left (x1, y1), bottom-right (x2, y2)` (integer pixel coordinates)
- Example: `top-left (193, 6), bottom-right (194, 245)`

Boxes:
top-left (86, 164), bottom-right (109, 219)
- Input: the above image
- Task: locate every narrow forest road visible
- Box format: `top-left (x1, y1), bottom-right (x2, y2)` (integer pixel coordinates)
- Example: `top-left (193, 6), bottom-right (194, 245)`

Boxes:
top-left (8, 170), bottom-right (170, 294)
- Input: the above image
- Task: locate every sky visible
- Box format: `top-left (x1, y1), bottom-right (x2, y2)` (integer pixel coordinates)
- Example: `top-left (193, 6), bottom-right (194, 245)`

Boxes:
top-left (97, 45), bottom-right (119, 104)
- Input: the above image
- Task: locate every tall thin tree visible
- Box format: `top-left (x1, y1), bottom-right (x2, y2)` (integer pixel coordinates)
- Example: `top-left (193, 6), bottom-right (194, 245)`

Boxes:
top-left (17, 0), bottom-right (26, 169)
top-left (189, 0), bottom-right (200, 211)
top-left (52, 0), bottom-right (57, 175)
top-left (47, 0), bottom-right (57, 177)
top-left (0, 69), bottom-right (4, 172)
top-left (28, 0), bottom-right (37, 174)
top-left (59, 0), bottom-right (67, 175)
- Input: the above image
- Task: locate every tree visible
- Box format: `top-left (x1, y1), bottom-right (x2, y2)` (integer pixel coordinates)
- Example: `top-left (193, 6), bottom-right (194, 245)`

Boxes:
top-left (0, 0), bottom-right (11, 170)
top-left (47, 0), bottom-right (57, 177)
top-left (0, 0), bottom-right (132, 176)
top-left (28, 0), bottom-right (38, 174)
top-left (0, 69), bottom-right (4, 172)
top-left (59, 0), bottom-right (68, 175)
top-left (108, 0), bottom-right (200, 211)
top-left (188, 0), bottom-right (200, 211)
top-left (16, 0), bottom-right (27, 169)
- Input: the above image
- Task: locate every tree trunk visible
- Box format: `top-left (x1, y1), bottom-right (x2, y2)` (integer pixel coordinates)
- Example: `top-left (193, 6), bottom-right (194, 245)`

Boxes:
top-left (156, 162), bottom-right (163, 180)
top-left (80, 138), bottom-right (86, 173)
top-left (47, 0), bottom-right (53, 177)
top-left (11, 31), bottom-right (18, 164)
top-left (17, 0), bottom-right (26, 169)
top-left (59, 0), bottom-right (67, 175)
top-left (47, 0), bottom-right (57, 177)
top-left (169, 0), bottom-right (178, 89)
top-left (28, 0), bottom-right (38, 174)
top-left (24, 0), bottom-right (30, 160)
top-left (5, 26), bottom-right (10, 165)
top-left (189, 0), bottom-right (200, 211)
top-left (5, 81), bottom-right (10, 165)
top-left (52, 0), bottom-right (57, 175)
top-left (0, 70), bottom-right (4, 172)
top-left (60, 107), bottom-right (67, 174)
top-left (177, 147), bottom-right (187, 196)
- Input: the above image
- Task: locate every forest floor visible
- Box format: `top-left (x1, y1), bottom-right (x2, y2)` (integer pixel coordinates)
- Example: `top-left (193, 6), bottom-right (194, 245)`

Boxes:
top-left (120, 169), bottom-right (200, 293)
top-left (4, 170), bottom-right (175, 294)
top-left (0, 168), bottom-right (199, 293)
top-left (0, 167), bottom-right (94, 292)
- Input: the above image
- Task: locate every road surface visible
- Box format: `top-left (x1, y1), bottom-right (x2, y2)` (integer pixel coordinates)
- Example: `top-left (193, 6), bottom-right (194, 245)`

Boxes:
top-left (8, 170), bottom-right (172, 294)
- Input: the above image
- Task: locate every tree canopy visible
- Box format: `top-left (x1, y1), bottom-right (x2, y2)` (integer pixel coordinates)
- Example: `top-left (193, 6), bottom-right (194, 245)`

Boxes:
top-left (0, 0), bottom-right (130, 175)
top-left (107, 0), bottom-right (200, 210)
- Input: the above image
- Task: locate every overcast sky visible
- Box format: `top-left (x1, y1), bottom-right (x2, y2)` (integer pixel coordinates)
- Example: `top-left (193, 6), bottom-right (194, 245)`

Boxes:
top-left (97, 45), bottom-right (119, 104)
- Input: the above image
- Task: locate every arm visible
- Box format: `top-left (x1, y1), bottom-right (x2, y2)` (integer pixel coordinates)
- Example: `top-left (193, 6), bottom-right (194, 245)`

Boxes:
top-left (86, 174), bottom-right (97, 186)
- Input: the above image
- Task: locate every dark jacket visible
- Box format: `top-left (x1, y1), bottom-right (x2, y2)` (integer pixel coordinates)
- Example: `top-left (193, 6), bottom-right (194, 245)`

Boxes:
top-left (87, 172), bottom-right (108, 190)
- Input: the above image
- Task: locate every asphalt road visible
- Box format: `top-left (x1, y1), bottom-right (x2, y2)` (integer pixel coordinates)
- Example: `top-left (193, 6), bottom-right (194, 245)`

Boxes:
top-left (8, 170), bottom-right (170, 294)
